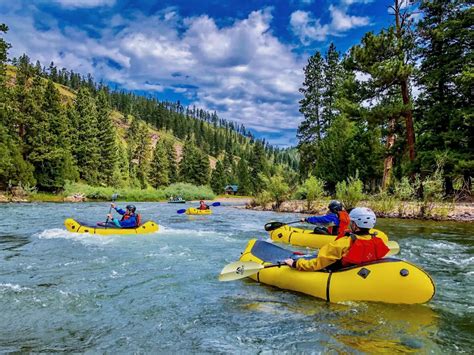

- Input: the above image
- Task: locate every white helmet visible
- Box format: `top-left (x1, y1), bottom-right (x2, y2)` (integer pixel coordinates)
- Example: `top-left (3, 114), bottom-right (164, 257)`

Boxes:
top-left (349, 207), bottom-right (376, 229)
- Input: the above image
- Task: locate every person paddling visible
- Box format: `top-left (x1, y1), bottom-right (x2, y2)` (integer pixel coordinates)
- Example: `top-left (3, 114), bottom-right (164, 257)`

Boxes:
top-left (106, 204), bottom-right (141, 228)
top-left (198, 200), bottom-right (210, 210)
top-left (285, 207), bottom-right (389, 271)
top-left (301, 200), bottom-right (350, 239)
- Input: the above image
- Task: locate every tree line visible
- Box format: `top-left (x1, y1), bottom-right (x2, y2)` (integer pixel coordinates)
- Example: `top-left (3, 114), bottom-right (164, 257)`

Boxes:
top-left (297, 0), bottom-right (472, 197)
top-left (0, 23), bottom-right (298, 195)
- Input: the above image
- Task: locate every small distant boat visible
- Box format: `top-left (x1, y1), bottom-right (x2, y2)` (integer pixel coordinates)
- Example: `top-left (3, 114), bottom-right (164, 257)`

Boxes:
top-left (168, 197), bottom-right (186, 204)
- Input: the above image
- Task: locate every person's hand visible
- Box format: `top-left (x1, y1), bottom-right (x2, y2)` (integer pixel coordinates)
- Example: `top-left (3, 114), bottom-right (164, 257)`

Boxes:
top-left (107, 213), bottom-right (113, 220)
top-left (300, 217), bottom-right (306, 222)
top-left (111, 203), bottom-right (116, 208)
top-left (284, 258), bottom-right (295, 267)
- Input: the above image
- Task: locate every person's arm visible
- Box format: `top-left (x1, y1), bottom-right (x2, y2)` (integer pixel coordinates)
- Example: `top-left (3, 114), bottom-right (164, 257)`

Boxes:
top-left (115, 207), bottom-right (126, 215)
top-left (305, 213), bottom-right (339, 225)
top-left (294, 238), bottom-right (351, 271)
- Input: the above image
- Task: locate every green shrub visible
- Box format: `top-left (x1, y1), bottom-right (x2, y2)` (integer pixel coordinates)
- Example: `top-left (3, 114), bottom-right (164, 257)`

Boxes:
top-left (368, 191), bottom-right (397, 215)
top-left (394, 177), bottom-right (416, 201)
top-left (253, 191), bottom-right (273, 206)
top-left (335, 175), bottom-right (364, 209)
top-left (260, 173), bottom-right (290, 209)
top-left (300, 175), bottom-right (325, 210)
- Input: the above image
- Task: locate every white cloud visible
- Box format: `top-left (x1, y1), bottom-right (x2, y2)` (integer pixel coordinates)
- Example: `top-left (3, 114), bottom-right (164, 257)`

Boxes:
top-left (290, 10), bottom-right (329, 44)
top-left (341, 0), bottom-right (374, 4)
top-left (329, 5), bottom-right (369, 31)
top-left (52, 0), bottom-right (116, 8)
top-left (2, 7), bottom-right (305, 146)
top-left (290, 3), bottom-right (370, 44)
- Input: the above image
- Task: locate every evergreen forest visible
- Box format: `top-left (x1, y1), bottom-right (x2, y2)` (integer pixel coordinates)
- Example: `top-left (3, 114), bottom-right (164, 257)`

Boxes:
top-left (0, 0), bottom-right (472, 203)
top-left (0, 23), bottom-right (298, 197)
top-left (297, 0), bottom-right (472, 197)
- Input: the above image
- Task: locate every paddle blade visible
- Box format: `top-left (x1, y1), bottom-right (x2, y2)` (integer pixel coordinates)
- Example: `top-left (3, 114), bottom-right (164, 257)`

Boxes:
top-left (211, 202), bottom-right (221, 207)
top-left (386, 241), bottom-right (400, 256)
top-left (177, 209), bottom-right (186, 214)
top-left (264, 221), bottom-right (286, 231)
top-left (112, 193), bottom-right (119, 201)
top-left (218, 261), bottom-right (264, 282)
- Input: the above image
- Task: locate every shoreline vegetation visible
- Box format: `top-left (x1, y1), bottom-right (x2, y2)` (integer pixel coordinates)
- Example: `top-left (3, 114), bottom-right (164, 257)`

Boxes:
top-left (1, 181), bottom-right (471, 222)
top-left (245, 199), bottom-right (474, 223)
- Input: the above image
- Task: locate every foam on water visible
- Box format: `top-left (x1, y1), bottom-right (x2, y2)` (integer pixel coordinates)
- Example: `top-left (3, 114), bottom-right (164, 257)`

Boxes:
top-left (0, 283), bottom-right (31, 293)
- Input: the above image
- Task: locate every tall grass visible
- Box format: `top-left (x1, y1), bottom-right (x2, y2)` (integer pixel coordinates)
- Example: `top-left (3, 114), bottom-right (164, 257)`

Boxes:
top-left (64, 182), bottom-right (215, 201)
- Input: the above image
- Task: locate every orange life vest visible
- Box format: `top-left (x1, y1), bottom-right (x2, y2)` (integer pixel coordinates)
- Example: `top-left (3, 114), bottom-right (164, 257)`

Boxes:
top-left (335, 210), bottom-right (351, 240)
top-left (341, 234), bottom-right (389, 267)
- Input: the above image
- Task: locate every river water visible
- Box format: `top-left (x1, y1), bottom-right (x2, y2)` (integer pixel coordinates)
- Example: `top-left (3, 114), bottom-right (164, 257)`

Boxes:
top-left (0, 202), bottom-right (472, 353)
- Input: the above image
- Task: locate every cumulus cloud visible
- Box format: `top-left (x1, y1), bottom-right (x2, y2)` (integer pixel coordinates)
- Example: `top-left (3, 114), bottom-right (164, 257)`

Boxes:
top-left (290, 2), bottom-right (370, 44)
top-left (341, 0), bottom-right (374, 5)
top-left (52, 0), bottom-right (116, 8)
top-left (2, 6), bottom-right (304, 146)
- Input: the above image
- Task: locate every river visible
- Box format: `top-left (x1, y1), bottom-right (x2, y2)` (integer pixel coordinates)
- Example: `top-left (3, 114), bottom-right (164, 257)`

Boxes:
top-left (0, 202), bottom-right (472, 352)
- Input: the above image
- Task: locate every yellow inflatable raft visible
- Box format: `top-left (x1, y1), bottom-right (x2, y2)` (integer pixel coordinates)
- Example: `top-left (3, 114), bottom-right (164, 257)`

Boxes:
top-left (269, 225), bottom-right (389, 249)
top-left (239, 239), bottom-right (435, 304)
top-left (64, 218), bottom-right (159, 235)
top-left (185, 208), bottom-right (212, 215)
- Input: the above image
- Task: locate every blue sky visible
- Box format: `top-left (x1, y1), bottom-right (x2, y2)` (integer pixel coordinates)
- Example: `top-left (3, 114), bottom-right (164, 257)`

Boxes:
top-left (1, 0), bottom-right (398, 146)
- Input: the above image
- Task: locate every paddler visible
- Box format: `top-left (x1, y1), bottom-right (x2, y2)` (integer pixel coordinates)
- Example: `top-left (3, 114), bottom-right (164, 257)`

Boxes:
top-left (106, 204), bottom-right (140, 228)
top-left (198, 200), bottom-right (210, 210)
top-left (285, 207), bottom-right (389, 271)
top-left (301, 200), bottom-right (350, 238)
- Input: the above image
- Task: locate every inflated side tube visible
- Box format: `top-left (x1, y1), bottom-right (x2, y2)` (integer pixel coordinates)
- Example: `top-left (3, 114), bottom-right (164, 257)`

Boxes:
top-left (239, 239), bottom-right (435, 304)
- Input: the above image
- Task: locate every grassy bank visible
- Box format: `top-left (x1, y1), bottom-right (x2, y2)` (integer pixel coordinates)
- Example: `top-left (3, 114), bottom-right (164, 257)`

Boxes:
top-left (2, 182), bottom-right (217, 203)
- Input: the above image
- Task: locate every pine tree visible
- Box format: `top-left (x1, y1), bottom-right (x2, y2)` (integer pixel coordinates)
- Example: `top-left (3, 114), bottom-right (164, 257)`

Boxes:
top-left (416, 0), bottom-right (473, 189)
top-left (96, 89), bottom-right (118, 185)
top-left (73, 87), bottom-right (101, 184)
top-left (163, 138), bottom-right (178, 183)
top-left (210, 160), bottom-right (226, 193)
top-left (249, 141), bottom-right (268, 193)
top-left (0, 24), bottom-right (35, 188)
top-left (179, 137), bottom-right (199, 184)
top-left (323, 43), bottom-right (342, 126)
top-left (297, 51), bottom-right (325, 177)
top-left (27, 79), bottom-right (78, 190)
top-left (346, 0), bottom-right (417, 188)
top-left (236, 158), bottom-right (251, 195)
top-left (149, 139), bottom-right (170, 188)
top-left (195, 150), bottom-right (210, 185)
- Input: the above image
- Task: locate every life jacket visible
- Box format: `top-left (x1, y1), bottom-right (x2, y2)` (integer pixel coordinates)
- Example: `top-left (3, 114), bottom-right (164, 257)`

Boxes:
top-left (335, 210), bottom-right (351, 240)
top-left (341, 234), bottom-right (390, 267)
top-left (121, 213), bottom-right (141, 226)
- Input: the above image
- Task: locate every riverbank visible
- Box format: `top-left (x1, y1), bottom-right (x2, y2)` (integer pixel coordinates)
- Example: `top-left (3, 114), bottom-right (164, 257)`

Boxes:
top-left (245, 199), bottom-right (474, 222)
top-left (0, 191), bottom-right (252, 204)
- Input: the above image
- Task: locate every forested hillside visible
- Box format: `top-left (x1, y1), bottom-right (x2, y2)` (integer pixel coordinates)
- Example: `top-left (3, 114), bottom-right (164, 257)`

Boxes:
top-left (0, 23), bottom-right (298, 196)
top-left (297, 0), bottom-right (472, 196)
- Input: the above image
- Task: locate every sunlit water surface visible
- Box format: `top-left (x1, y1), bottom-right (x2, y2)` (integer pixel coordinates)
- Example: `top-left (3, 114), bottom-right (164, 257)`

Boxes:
top-left (0, 202), bottom-right (472, 352)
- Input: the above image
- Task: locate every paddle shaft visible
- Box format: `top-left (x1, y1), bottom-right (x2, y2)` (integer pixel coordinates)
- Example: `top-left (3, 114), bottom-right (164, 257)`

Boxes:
top-left (104, 194), bottom-right (118, 224)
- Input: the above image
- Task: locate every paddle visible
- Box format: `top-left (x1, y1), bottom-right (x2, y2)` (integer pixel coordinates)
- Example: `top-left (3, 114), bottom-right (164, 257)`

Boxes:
top-left (219, 261), bottom-right (287, 282)
top-left (218, 241), bottom-right (401, 282)
top-left (177, 202), bottom-right (221, 214)
top-left (102, 193), bottom-right (118, 225)
top-left (264, 221), bottom-right (301, 232)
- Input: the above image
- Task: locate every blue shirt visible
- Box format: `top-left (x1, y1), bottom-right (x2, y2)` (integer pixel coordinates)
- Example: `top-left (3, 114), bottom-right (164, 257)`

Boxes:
top-left (306, 213), bottom-right (339, 226)
top-left (114, 208), bottom-right (138, 228)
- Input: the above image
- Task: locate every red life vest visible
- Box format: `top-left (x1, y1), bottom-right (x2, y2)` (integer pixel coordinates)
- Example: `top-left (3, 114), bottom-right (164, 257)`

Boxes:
top-left (341, 234), bottom-right (389, 267)
top-left (335, 210), bottom-right (351, 240)
top-left (121, 213), bottom-right (141, 226)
